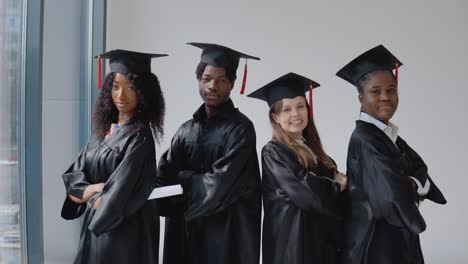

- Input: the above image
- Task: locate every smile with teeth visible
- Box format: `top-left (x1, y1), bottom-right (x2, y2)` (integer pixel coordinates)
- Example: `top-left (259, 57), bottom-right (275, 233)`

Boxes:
top-left (290, 120), bottom-right (303, 125)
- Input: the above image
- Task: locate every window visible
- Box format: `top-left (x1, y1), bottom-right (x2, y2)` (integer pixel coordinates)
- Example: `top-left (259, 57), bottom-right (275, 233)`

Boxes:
top-left (0, 0), bottom-right (23, 263)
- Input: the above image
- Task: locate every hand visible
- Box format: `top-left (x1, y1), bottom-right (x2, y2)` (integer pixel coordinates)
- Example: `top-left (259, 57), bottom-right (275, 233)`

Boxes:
top-left (92, 197), bottom-right (102, 209)
top-left (82, 183), bottom-right (105, 202)
top-left (409, 179), bottom-right (417, 190)
top-left (334, 171), bottom-right (347, 192)
top-left (68, 183), bottom-right (105, 204)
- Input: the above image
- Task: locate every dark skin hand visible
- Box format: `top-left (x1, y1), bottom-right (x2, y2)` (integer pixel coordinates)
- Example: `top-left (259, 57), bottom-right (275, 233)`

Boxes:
top-left (410, 179), bottom-right (417, 190)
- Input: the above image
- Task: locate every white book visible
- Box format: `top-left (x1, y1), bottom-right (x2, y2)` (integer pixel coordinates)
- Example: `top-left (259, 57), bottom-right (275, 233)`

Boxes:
top-left (147, 184), bottom-right (183, 200)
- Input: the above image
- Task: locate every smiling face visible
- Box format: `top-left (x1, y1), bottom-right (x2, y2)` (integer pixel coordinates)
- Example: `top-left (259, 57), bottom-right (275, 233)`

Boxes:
top-left (359, 70), bottom-right (399, 124)
top-left (198, 65), bottom-right (233, 108)
top-left (272, 96), bottom-right (309, 140)
top-left (111, 73), bottom-right (138, 121)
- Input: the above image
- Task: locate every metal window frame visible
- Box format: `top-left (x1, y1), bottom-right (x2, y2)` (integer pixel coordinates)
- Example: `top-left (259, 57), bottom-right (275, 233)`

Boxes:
top-left (19, 0), bottom-right (106, 262)
top-left (21, 0), bottom-right (44, 263)
top-left (81, 0), bottom-right (107, 144)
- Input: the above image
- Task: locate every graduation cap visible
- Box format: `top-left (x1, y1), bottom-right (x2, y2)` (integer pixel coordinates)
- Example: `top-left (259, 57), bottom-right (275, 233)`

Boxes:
top-left (95, 49), bottom-right (168, 90)
top-left (188, 42), bottom-right (260, 94)
top-left (247, 72), bottom-right (320, 118)
top-left (336, 44), bottom-right (403, 88)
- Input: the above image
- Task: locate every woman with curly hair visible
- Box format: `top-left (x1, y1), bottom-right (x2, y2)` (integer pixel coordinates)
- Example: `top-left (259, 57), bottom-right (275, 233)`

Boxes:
top-left (60, 49), bottom-right (167, 264)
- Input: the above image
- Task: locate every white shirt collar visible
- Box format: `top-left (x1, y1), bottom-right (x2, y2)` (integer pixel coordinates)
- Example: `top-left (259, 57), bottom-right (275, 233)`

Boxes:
top-left (359, 112), bottom-right (399, 144)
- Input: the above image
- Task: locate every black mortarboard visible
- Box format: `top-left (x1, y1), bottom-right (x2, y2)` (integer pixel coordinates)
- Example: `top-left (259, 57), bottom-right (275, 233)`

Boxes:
top-left (336, 44), bottom-right (403, 87)
top-left (247, 72), bottom-right (320, 118)
top-left (188, 42), bottom-right (260, 94)
top-left (95, 49), bottom-right (168, 89)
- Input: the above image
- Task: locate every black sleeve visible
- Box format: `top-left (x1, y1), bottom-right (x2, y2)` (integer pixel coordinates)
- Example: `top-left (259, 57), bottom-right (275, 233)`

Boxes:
top-left (156, 126), bottom-right (187, 217)
top-left (157, 126), bottom-right (185, 186)
top-left (184, 122), bottom-right (260, 220)
top-left (61, 143), bottom-right (91, 220)
top-left (400, 139), bottom-right (447, 204)
top-left (349, 139), bottom-right (426, 234)
top-left (262, 143), bottom-right (340, 216)
top-left (87, 133), bottom-right (156, 236)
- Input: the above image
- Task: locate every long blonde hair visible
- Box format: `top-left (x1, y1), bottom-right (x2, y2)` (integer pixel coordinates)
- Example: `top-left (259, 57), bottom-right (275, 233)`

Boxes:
top-left (269, 97), bottom-right (336, 171)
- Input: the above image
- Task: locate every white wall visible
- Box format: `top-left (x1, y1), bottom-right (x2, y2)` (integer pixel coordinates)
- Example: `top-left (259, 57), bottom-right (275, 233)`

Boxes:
top-left (106, 1), bottom-right (468, 263)
top-left (42, 0), bottom-right (83, 263)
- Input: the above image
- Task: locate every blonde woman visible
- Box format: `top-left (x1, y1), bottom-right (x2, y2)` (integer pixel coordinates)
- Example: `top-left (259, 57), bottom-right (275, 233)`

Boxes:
top-left (248, 72), bottom-right (347, 264)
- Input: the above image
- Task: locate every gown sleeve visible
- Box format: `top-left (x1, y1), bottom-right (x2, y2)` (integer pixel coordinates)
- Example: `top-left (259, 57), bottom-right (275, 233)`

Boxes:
top-left (61, 143), bottom-right (91, 220)
top-left (400, 138), bottom-right (447, 204)
top-left (157, 126), bottom-right (185, 186)
top-left (262, 143), bottom-right (340, 216)
top-left (87, 132), bottom-right (156, 236)
top-left (184, 122), bottom-right (259, 220)
top-left (156, 126), bottom-right (187, 217)
top-left (349, 138), bottom-right (426, 234)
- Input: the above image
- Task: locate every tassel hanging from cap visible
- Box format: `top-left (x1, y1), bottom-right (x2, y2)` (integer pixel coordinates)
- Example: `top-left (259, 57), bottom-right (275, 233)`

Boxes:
top-left (240, 60), bottom-right (248, 95)
top-left (97, 55), bottom-right (102, 90)
top-left (309, 81), bottom-right (314, 119)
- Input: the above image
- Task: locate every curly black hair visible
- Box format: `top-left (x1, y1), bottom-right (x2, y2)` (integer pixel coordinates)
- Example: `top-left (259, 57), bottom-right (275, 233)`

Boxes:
top-left (195, 62), bottom-right (237, 83)
top-left (93, 72), bottom-right (166, 141)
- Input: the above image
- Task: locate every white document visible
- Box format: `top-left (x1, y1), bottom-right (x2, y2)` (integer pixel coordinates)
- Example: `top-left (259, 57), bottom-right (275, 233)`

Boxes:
top-left (147, 184), bottom-right (183, 200)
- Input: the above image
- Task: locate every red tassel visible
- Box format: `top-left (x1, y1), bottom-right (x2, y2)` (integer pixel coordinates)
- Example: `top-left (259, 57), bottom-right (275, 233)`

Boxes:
top-left (395, 62), bottom-right (399, 89)
top-left (98, 55), bottom-right (102, 90)
top-left (240, 61), bottom-right (248, 95)
top-left (309, 81), bottom-right (314, 119)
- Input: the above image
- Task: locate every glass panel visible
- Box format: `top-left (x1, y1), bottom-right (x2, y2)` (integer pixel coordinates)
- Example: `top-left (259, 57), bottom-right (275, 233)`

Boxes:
top-left (0, 0), bottom-right (23, 263)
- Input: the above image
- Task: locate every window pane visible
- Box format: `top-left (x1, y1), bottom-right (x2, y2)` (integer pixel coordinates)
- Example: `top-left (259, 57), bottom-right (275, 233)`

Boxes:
top-left (0, 0), bottom-right (23, 263)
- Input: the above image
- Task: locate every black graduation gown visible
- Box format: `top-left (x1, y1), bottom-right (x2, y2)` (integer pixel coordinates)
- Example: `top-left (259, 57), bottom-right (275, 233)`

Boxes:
top-left (61, 121), bottom-right (159, 264)
top-left (261, 140), bottom-right (343, 264)
top-left (343, 120), bottom-right (447, 264)
top-left (157, 99), bottom-right (262, 264)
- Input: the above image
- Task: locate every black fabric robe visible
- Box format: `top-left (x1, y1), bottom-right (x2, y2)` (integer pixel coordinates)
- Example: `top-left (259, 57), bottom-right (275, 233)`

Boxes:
top-left (343, 120), bottom-right (447, 264)
top-left (61, 120), bottom-right (159, 264)
top-left (157, 99), bottom-right (262, 264)
top-left (261, 140), bottom-right (343, 264)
